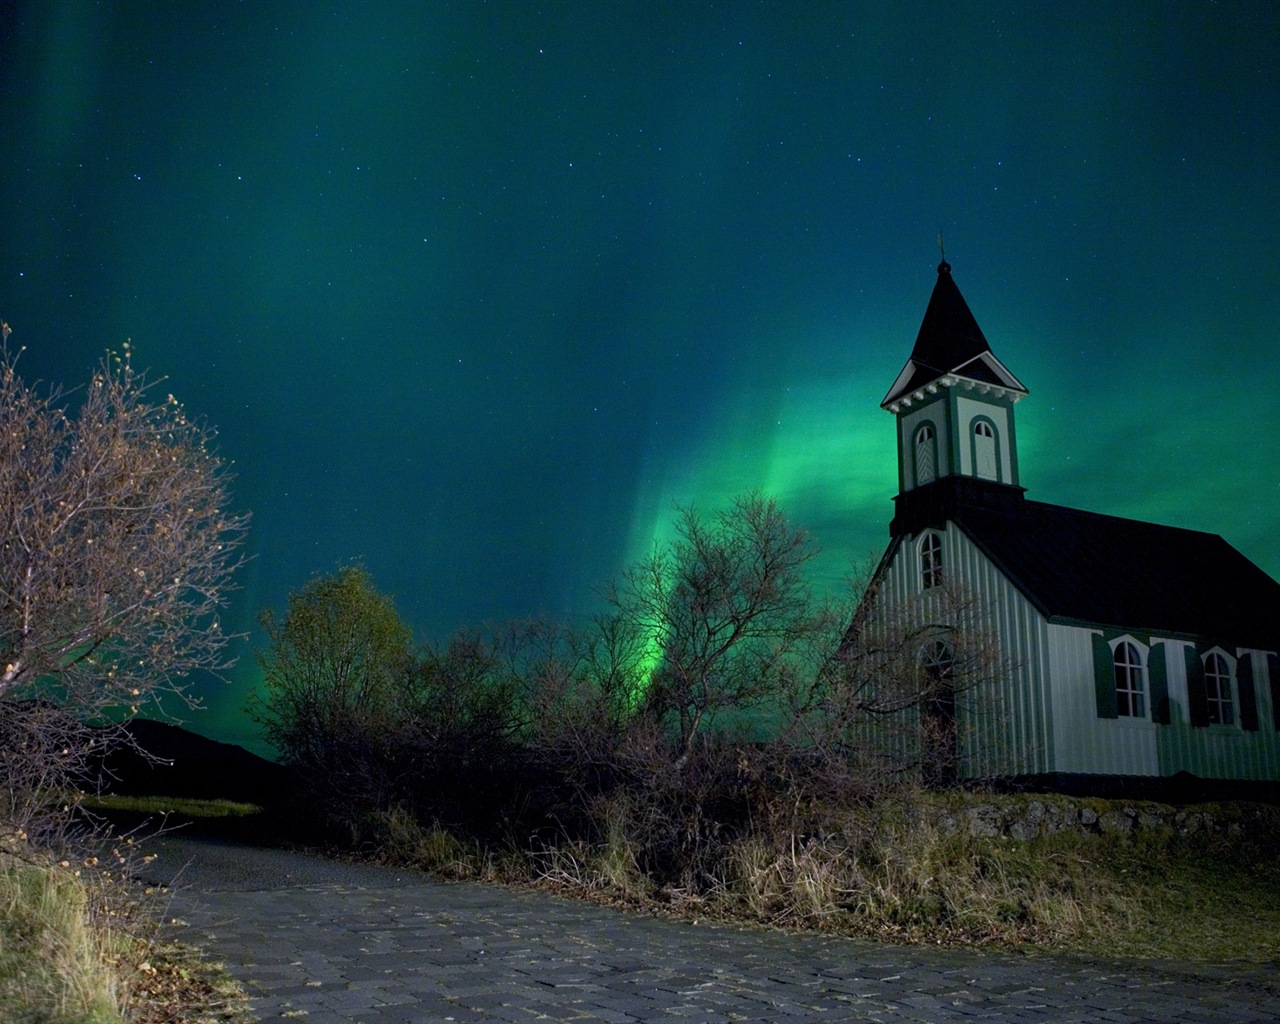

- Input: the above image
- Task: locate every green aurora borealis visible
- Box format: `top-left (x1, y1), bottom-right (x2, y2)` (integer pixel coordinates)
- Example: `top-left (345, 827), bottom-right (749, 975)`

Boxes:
top-left (2, 1), bottom-right (1278, 752)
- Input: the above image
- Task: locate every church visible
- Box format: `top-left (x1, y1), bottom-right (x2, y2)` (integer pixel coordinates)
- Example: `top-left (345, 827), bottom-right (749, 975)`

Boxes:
top-left (862, 258), bottom-right (1280, 798)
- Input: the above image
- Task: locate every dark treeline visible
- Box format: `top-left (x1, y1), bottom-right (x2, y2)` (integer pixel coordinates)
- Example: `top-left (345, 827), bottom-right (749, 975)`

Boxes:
top-left (248, 495), bottom-right (1001, 890)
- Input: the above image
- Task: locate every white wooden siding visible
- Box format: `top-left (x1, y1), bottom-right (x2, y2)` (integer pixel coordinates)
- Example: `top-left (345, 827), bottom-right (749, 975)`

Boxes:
top-left (1159, 642), bottom-right (1278, 780)
top-left (1047, 625), bottom-right (1159, 775)
top-left (1046, 628), bottom-right (1279, 779)
top-left (871, 524), bottom-right (1054, 779)
top-left (874, 531), bottom-right (1280, 782)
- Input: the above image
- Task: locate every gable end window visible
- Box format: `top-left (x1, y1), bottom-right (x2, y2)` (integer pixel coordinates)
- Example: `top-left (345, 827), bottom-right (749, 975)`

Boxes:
top-left (1113, 640), bottom-right (1147, 718)
top-left (918, 531), bottom-right (943, 590)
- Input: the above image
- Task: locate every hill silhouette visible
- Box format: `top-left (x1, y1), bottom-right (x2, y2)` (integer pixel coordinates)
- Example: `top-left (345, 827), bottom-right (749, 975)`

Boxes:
top-left (99, 718), bottom-right (294, 808)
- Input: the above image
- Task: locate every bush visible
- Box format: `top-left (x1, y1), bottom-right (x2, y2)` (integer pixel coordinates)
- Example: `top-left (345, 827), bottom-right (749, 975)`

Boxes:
top-left (249, 566), bottom-right (416, 830)
top-left (250, 569), bottom-right (532, 842)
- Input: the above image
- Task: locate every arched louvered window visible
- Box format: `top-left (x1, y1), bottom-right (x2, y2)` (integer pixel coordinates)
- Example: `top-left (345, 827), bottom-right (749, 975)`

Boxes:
top-left (973, 419), bottom-right (997, 480)
top-left (1113, 640), bottom-right (1146, 718)
top-left (1204, 651), bottom-right (1234, 726)
top-left (919, 531), bottom-right (943, 590)
top-left (914, 423), bottom-right (937, 485)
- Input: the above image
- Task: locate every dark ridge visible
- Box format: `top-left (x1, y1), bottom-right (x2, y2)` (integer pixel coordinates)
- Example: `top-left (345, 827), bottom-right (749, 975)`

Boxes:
top-left (97, 718), bottom-right (294, 808)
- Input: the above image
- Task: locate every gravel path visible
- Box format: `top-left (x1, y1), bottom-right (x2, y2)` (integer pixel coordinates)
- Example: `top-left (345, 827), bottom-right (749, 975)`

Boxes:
top-left (146, 835), bottom-right (1280, 1023)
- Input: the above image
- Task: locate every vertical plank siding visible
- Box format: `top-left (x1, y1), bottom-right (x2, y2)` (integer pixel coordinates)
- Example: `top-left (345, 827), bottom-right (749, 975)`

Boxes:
top-left (872, 524), bottom-right (1054, 780)
top-left (871, 527), bottom-right (1280, 782)
top-left (1048, 625), bottom-right (1160, 776)
top-left (1156, 643), bottom-right (1279, 780)
top-left (1048, 628), bottom-right (1279, 779)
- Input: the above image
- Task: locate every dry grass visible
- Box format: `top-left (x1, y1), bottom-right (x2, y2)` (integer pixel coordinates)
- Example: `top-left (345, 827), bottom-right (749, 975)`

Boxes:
top-left (530, 805), bottom-right (652, 902)
top-left (361, 807), bottom-right (492, 880)
top-left (0, 856), bottom-right (130, 1023)
top-left (0, 832), bottom-right (254, 1024)
top-left (494, 792), bottom-right (1280, 962)
top-left (79, 795), bottom-right (263, 820)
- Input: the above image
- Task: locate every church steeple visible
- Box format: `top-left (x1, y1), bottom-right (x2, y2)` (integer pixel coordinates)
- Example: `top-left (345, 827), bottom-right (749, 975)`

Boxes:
top-left (884, 260), bottom-right (1029, 536)
top-left (882, 260), bottom-right (1026, 410)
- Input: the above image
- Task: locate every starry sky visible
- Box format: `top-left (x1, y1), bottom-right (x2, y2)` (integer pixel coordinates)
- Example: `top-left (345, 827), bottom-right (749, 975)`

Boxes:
top-left (2, 1), bottom-right (1278, 754)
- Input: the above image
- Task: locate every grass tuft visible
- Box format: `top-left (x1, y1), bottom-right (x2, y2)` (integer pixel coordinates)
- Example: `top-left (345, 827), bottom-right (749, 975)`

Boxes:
top-left (0, 857), bottom-right (128, 1024)
top-left (0, 831), bottom-right (255, 1024)
top-left (361, 807), bottom-right (490, 879)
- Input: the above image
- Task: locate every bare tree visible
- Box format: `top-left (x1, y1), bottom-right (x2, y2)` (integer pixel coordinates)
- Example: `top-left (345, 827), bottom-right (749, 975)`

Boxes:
top-left (0, 329), bottom-right (248, 836)
top-left (522, 612), bottom-right (644, 766)
top-left (0, 337), bottom-right (247, 707)
top-left (789, 569), bottom-right (1008, 788)
top-left (605, 494), bottom-right (826, 770)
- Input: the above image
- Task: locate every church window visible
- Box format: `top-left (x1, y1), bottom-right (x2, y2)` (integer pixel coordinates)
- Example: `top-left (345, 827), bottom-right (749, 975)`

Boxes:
top-left (914, 423), bottom-right (937, 485)
top-left (919, 531), bottom-right (943, 590)
top-left (972, 419), bottom-right (997, 480)
top-left (921, 639), bottom-right (954, 684)
top-left (920, 639), bottom-right (957, 788)
top-left (1204, 651), bottom-right (1235, 726)
top-left (1113, 640), bottom-right (1146, 718)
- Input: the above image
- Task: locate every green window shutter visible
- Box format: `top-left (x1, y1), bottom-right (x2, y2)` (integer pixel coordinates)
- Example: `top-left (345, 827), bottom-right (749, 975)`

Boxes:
top-left (1148, 642), bottom-right (1170, 725)
top-left (1092, 632), bottom-right (1117, 719)
top-left (1185, 645), bottom-right (1209, 727)
top-left (1271, 653), bottom-right (1280, 732)
top-left (1237, 652), bottom-right (1260, 732)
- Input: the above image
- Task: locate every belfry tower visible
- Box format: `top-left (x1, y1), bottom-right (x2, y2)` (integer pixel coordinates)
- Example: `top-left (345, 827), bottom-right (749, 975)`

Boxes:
top-left (881, 260), bottom-right (1029, 537)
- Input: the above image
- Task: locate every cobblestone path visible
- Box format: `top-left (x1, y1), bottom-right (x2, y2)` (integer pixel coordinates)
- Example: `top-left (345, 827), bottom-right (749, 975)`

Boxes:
top-left (150, 836), bottom-right (1278, 1023)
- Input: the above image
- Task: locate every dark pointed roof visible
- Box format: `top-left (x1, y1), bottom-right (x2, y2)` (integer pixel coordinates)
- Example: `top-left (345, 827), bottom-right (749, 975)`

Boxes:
top-left (882, 261), bottom-right (1028, 408)
top-left (910, 260), bottom-right (991, 372)
top-left (954, 500), bottom-right (1280, 651)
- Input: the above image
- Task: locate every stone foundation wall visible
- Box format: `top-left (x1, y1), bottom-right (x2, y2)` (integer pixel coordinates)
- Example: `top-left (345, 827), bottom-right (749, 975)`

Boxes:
top-left (925, 794), bottom-right (1280, 845)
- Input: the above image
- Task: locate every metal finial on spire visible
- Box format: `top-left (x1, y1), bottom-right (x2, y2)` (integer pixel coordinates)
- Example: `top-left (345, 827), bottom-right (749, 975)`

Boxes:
top-left (936, 232), bottom-right (950, 273)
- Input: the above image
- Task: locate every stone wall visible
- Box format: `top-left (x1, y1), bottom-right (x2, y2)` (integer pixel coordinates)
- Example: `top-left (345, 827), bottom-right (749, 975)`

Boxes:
top-left (924, 794), bottom-right (1280, 846)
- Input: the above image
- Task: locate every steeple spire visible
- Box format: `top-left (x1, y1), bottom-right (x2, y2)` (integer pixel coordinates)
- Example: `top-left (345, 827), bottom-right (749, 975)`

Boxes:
top-left (881, 258), bottom-right (1026, 410)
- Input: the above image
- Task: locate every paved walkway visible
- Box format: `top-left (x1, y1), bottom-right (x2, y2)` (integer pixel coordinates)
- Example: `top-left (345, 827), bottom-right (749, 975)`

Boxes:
top-left (148, 836), bottom-right (1278, 1023)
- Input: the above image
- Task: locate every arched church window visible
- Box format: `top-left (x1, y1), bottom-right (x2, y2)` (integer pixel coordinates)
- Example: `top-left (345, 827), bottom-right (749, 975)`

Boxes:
top-left (972, 419), bottom-right (997, 480)
top-left (1204, 651), bottom-right (1234, 726)
top-left (914, 423), bottom-right (937, 485)
top-left (919, 531), bottom-right (943, 590)
top-left (1113, 640), bottom-right (1146, 718)
top-left (921, 639), bottom-right (954, 682)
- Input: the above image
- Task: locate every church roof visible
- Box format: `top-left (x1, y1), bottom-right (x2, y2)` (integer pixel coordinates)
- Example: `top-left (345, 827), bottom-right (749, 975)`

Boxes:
top-left (882, 261), bottom-right (1028, 409)
top-left (909, 260), bottom-right (991, 371)
top-left (953, 500), bottom-right (1280, 651)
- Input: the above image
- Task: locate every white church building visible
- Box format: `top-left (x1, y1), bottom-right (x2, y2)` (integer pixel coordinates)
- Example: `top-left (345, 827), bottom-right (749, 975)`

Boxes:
top-left (862, 259), bottom-right (1280, 797)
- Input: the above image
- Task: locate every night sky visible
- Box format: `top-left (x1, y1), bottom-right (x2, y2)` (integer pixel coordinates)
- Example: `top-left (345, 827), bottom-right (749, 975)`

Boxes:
top-left (3, 1), bottom-right (1278, 754)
